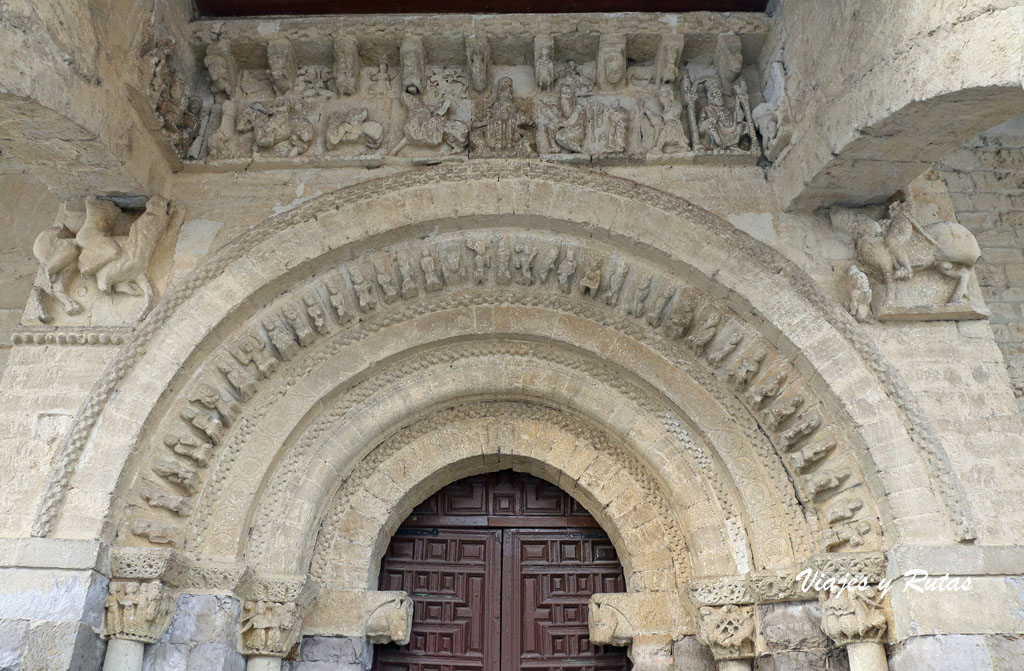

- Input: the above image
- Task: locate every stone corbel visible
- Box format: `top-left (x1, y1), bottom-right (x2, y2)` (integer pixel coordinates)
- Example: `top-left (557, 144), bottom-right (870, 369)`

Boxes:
top-left (588, 593), bottom-right (683, 671)
top-left (303, 587), bottom-right (413, 645)
top-left (697, 605), bottom-right (756, 671)
top-left (236, 574), bottom-right (319, 659)
top-left (400, 35), bottom-right (425, 95)
top-left (820, 587), bottom-right (888, 671)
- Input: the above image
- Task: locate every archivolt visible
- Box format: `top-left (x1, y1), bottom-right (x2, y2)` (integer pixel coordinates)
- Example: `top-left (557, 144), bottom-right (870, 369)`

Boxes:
top-left (32, 162), bottom-right (973, 555)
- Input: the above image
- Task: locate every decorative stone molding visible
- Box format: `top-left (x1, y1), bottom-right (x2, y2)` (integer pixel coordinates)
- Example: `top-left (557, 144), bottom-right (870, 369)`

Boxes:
top-left (109, 546), bottom-right (190, 586)
top-left (103, 580), bottom-right (175, 643)
top-left (10, 326), bottom-right (130, 346)
top-left (237, 575), bottom-right (319, 657)
top-left (697, 604), bottom-right (756, 661)
top-left (820, 587), bottom-right (887, 647)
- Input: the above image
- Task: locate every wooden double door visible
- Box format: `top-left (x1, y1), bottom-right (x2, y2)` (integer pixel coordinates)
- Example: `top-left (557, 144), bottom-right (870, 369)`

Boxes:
top-left (374, 471), bottom-right (630, 671)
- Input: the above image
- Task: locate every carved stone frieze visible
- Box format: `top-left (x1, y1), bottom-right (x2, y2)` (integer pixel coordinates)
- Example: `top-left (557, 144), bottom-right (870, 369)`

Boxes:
top-left (104, 580), bottom-right (176, 643)
top-left (10, 326), bottom-right (130, 346)
top-left (237, 575), bottom-right (319, 657)
top-left (140, 34), bottom-right (202, 158)
top-left (188, 21), bottom-right (771, 167)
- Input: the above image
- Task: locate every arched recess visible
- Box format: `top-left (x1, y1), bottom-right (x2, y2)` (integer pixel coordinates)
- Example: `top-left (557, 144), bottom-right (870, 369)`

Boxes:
top-left (33, 162), bottom-right (976, 587)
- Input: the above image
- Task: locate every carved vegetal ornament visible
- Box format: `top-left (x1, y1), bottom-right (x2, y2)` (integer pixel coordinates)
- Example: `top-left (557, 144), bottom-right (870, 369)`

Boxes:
top-left (698, 605), bottom-right (756, 661)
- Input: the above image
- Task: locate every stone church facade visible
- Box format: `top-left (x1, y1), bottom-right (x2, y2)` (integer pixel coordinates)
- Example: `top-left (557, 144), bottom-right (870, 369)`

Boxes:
top-left (0, 2), bottom-right (1023, 670)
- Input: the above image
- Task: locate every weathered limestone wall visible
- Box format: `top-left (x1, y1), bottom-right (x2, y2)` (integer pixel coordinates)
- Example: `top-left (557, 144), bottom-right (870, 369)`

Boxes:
top-left (941, 115), bottom-right (1024, 411)
top-left (763, 0), bottom-right (1024, 210)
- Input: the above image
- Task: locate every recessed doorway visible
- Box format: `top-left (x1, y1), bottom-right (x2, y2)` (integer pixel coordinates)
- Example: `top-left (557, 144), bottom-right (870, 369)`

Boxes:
top-left (374, 470), bottom-right (631, 671)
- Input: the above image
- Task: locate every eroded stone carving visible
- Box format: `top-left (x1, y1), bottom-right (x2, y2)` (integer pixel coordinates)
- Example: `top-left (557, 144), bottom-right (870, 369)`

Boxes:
top-left (474, 76), bottom-right (533, 156)
top-left (654, 35), bottom-right (684, 85)
top-left (142, 35), bottom-right (202, 157)
top-left (30, 196), bottom-right (174, 323)
top-left (830, 200), bottom-right (983, 320)
top-left (597, 34), bottom-right (627, 92)
top-left (237, 99), bottom-right (315, 157)
top-left (267, 38), bottom-right (298, 96)
top-left (240, 600), bottom-right (302, 656)
top-left (205, 40), bottom-right (238, 102)
top-left (821, 587), bottom-right (887, 646)
top-left (645, 85), bottom-right (691, 154)
top-left (131, 519), bottom-right (180, 547)
top-left (163, 433), bottom-right (214, 467)
top-left (334, 35), bottom-right (361, 96)
top-left (104, 581), bottom-right (175, 643)
top-left (466, 34), bottom-right (491, 93)
top-left (326, 108), bottom-right (384, 152)
top-left (365, 595), bottom-right (413, 645)
top-left (698, 604), bottom-right (756, 661)
top-left (589, 601), bottom-right (634, 646)
top-left (400, 35), bottom-right (425, 95)
top-left (181, 406), bottom-right (224, 447)
top-left (752, 60), bottom-right (791, 162)
top-left (534, 35), bottom-right (555, 92)
top-left (394, 91), bottom-right (468, 155)
top-left (154, 459), bottom-right (200, 494)
top-left (139, 486), bottom-right (191, 516)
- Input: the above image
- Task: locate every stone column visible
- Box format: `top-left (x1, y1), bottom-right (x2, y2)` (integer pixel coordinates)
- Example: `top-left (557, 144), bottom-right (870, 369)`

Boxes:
top-left (101, 580), bottom-right (176, 671)
top-left (820, 587), bottom-right (888, 671)
top-left (246, 656), bottom-right (282, 671)
top-left (696, 605), bottom-right (757, 671)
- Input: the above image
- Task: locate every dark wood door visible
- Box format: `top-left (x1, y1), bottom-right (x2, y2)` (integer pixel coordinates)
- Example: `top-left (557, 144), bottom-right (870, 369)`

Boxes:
top-left (374, 472), bottom-right (629, 671)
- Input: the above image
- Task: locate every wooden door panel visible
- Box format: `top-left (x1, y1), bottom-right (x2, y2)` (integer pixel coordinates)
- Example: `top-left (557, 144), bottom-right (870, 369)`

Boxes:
top-left (375, 529), bottom-right (502, 671)
top-left (503, 530), bottom-right (630, 671)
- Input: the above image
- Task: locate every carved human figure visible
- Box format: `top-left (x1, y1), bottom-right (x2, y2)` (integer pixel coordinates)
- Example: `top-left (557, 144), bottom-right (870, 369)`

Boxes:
top-left (830, 201), bottom-right (981, 307)
top-left (350, 267), bottom-right (378, 312)
top-left (143, 36), bottom-right (176, 104)
top-left (334, 36), bottom-right (360, 96)
top-left (663, 290), bottom-right (704, 342)
top-left (534, 41), bottom-right (555, 92)
top-left (324, 275), bottom-right (357, 325)
top-left (751, 61), bottom-right (792, 162)
top-left (557, 248), bottom-right (578, 293)
top-left (826, 497), bottom-right (864, 523)
top-left (267, 38), bottom-right (297, 96)
top-left (821, 587), bottom-right (887, 646)
top-left (546, 85), bottom-right (587, 153)
top-left (30, 221), bottom-right (83, 322)
top-left (441, 244), bottom-right (464, 284)
top-left (394, 91), bottom-right (468, 155)
top-left (809, 468), bottom-right (851, 498)
top-left (747, 368), bottom-right (787, 408)
top-left (466, 35), bottom-right (491, 93)
top-left (597, 36), bottom-right (627, 91)
top-left (421, 248), bottom-right (443, 292)
top-left (208, 100), bottom-right (237, 159)
top-left (598, 105), bottom-right (630, 155)
top-left (694, 76), bottom-right (749, 150)
top-left (556, 60), bottom-right (594, 94)
top-left (218, 362), bottom-right (259, 401)
top-left (685, 311), bottom-right (720, 354)
top-left (602, 259), bottom-right (628, 306)
top-left (781, 412), bottom-right (821, 447)
top-left (466, 239), bottom-right (490, 284)
top-left (400, 36), bottom-right (425, 95)
top-left (299, 66), bottom-right (334, 99)
top-left (645, 286), bottom-right (675, 327)
top-left (131, 519), bottom-right (180, 547)
top-left (707, 331), bottom-right (743, 367)
top-left (234, 332), bottom-right (278, 378)
top-left (477, 77), bottom-right (533, 155)
top-left (513, 242), bottom-right (537, 286)
top-left (496, 237), bottom-right (513, 285)
top-left (72, 196), bottom-right (174, 321)
top-left (304, 292), bottom-right (331, 335)
top-left (281, 305), bottom-right (315, 347)
top-left (182, 406), bottom-right (225, 445)
top-left (579, 258), bottom-right (603, 298)
top-left (727, 349), bottom-right (766, 389)
top-left (846, 264), bottom-right (873, 323)
top-left (396, 249), bottom-right (420, 298)
top-left (192, 383), bottom-right (240, 425)
top-left (626, 274), bottom-right (652, 317)
top-left (369, 59), bottom-right (396, 96)
top-left (163, 433), bottom-right (213, 466)
top-left (326, 108), bottom-right (384, 152)
top-left (647, 84), bottom-right (690, 153)
top-left (792, 439), bottom-right (837, 473)
top-left (370, 253), bottom-right (400, 303)
top-left (204, 40), bottom-right (238, 102)
top-left (263, 316), bottom-right (299, 361)
top-left (153, 459), bottom-right (199, 493)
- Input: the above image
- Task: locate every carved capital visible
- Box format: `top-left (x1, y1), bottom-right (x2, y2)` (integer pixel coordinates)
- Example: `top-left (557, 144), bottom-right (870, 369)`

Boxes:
top-left (109, 547), bottom-right (190, 585)
top-left (365, 595), bottom-right (413, 645)
top-left (103, 580), bottom-right (175, 643)
top-left (820, 587), bottom-right (888, 647)
top-left (237, 574), bottom-right (319, 657)
top-left (697, 605), bottom-right (756, 661)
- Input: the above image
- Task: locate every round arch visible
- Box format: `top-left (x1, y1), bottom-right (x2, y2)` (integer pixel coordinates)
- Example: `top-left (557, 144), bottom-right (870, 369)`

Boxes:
top-left (32, 162), bottom-right (974, 586)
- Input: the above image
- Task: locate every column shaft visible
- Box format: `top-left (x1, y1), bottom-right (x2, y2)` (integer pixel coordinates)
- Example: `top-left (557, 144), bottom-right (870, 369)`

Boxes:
top-left (102, 638), bottom-right (144, 671)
